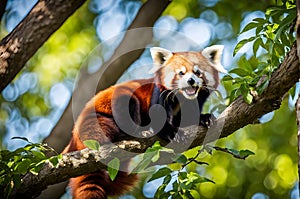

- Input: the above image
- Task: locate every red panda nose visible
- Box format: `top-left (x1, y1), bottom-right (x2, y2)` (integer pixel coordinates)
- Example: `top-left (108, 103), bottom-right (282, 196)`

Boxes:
top-left (187, 78), bottom-right (195, 86)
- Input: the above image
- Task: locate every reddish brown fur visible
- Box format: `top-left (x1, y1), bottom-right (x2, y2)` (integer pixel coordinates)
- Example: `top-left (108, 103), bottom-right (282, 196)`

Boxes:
top-left (63, 79), bottom-right (155, 199)
top-left (63, 46), bottom-right (224, 199)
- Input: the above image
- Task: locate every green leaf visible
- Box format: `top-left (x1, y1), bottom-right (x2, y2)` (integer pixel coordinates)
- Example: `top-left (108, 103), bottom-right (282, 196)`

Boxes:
top-left (159, 147), bottom-right (174, 154)
top-left (253, 38), bottom-right (262, 57)
top-left (274, 11), bottom-right (296, 43)
top-left (240, 22), bottom-right (259, 33)
top-left (15, 159), bottom-right (31, 174)
top-left (163, 174), bottom-right (172, 184)
top-left (49, 156), bottom-right (59, 166)
top-left (132, 151), bottom-right (157, 173)
top-left (256, 26), bottom-right (263, 35)
top-left (132, 141), bottom-right (168, 172)
top-left (222, 75), bottom-right (233, 82)
top-left (83, 140), bottom-right (100, 150)
top-left (148, 167), bottom-right (172, 182)
top-left (151, 151), bottom-right (160, 163)
top-left (178, 171), bottom-right (187, 180)
top-left (172, 154), bottom-right (188, 164)
top-left (211, 146), bottom-right (255, 160)
top-left (0, 161), bottom-right (10, 172)
top-left (107, 158), bottom-right (120, 181)
top-left (189, 190), bottom-right (200, 199)
top-left (172, 180), bottom-right (179, 190)
top-left (229, 68), bottom-right (251, 77)
top-left (245, 91), bottom-right (253, 104)
top-left (240, 84), bottom-right (253, 104)
top-left (12, 174), bottom-right (21, 189)
top-left (187, 172), bottom-right (214, 184)
top-left (253, 18), bottom-right (267, 23)
top-left (0, 150), bottom-right (12, 161)
top-left (238, 150), bottom-right (255, 159)
top-left (154, 184), bottom-right (167, 199)
top-left (30, 161), bottom-right (45, 175)
top-left (289, 86), bottom-right (296, 98)
top-left (233, 39), bottom-right (248, 56)
top-left (150, 141), bottom-right (162, 150)
top-left (31, 150), bottom-right (47, 161)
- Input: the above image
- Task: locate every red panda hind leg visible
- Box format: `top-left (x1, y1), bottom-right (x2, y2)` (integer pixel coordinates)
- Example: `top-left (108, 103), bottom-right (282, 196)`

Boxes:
top-left (70, 171), bottom-right (138, 199)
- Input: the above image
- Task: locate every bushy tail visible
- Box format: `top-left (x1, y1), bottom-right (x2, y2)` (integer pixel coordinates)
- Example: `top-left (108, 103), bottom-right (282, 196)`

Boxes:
top-left (70, 170), bottom-right (138, 199)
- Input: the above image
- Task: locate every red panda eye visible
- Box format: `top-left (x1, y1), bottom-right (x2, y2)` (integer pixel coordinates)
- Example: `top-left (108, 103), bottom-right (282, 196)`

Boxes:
top-left (194, 70), bottom-right (200, 76)
top-left (178, 71), bottom-right (184, 76)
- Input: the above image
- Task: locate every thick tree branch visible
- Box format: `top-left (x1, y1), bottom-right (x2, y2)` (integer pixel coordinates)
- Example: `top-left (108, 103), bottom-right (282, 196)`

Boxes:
top-left (0, 0), bottom-right (86, 92)
top-left (12, 43), bottom-right (300, 198)
top-left (11, 143), bottom-right (135, 198)
top-left (43, 0), bottom-right (172, 154)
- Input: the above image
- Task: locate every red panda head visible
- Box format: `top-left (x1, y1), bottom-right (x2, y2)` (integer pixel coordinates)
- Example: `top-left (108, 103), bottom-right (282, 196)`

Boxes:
top-left (150, 45), bottom-right (227, 100)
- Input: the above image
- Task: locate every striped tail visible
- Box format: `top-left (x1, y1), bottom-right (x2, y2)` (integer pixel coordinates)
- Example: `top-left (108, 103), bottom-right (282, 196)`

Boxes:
top-left (70, 170), bottom-right (138, 199)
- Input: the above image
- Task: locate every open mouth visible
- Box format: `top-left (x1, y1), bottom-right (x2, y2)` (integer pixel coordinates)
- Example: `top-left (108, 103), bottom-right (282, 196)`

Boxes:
top-left (182, 86), bottom-right (199, 98)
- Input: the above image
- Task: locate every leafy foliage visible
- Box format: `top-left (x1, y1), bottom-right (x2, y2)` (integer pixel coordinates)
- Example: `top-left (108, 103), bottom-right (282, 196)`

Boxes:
top-left (0, 0), bottom-right (298, 198)
top-left (0, 137), bottom-right (60, 198)
top-left (132, 141), bottom-right (174, 173)
top-left (224, 0), bottom-right (295, 104)
top-left (138, 142), bottom-right (254, 199)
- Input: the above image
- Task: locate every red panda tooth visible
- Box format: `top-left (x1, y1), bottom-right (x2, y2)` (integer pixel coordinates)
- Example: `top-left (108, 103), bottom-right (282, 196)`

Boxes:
top-left (184, 87), bottom-right (196, 95)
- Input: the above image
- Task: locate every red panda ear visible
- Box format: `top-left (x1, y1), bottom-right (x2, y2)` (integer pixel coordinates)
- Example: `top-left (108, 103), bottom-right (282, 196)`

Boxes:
top-left (202, 45), bottom-right (227, 73)
top-left (149, 47), bottom-right (173, 73)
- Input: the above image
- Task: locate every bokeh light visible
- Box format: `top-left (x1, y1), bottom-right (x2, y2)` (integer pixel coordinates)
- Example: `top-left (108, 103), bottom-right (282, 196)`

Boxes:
top-left (0, 0), bottom-right (298, 198)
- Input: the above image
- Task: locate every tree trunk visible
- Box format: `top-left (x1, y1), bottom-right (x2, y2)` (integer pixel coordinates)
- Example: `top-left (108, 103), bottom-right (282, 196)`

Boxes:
top-left (0, 0), bottom-right (86, 92)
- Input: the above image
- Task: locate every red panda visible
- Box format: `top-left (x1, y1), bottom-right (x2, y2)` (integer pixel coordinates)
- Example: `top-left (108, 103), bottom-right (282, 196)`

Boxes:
top-left (63, 45), bottom-right (226, 199)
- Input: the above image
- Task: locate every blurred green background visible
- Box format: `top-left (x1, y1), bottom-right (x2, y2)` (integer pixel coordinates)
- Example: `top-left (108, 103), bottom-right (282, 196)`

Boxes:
top-left (0, 0), bottom-right (298, 198)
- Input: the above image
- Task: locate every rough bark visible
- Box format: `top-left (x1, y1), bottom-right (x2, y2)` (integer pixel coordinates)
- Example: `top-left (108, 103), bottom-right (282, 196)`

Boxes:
top-left (43, 0), bottom-right (172, 154)
top-left (0, 0), bottom-right (86, 92)
top-left (11, 43), bottom-right (300, 198)
top-left (11, 144), bottom-right (126, 198)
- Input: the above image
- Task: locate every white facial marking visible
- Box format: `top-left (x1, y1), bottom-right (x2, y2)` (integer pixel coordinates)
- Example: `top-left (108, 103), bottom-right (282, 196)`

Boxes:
top-left (164, 71), bottom-right (176, 89)
top-left (177, 72), bottom-right (203, 100)
top-left (193, 65), bottom-right (200, 73)
top-left (180, 66), bottom-right (187, 73)
top-left (203, 71), bottom-right (215, 88)
top-left (175, 66), bottom-right (187, 76)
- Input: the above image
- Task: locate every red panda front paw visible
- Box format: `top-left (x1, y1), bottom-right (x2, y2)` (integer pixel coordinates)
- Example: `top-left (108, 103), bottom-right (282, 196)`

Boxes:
top-left (199, 113), bottom-right (215, 128)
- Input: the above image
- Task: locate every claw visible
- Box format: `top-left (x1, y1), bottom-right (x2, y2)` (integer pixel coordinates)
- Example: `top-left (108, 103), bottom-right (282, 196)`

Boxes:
top-left (200, 113), bottom-right (214, 128)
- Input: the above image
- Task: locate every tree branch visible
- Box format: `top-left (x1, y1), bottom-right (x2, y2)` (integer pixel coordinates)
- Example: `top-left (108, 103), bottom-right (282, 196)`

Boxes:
top-left (0, 0), bottom-right (86, 92)
top-left (12, 43), bottom-right (300, 198)
top-left (11, 143), bottom-right (135, 198)
top-left (43, 0), bottom-right (172, 154)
